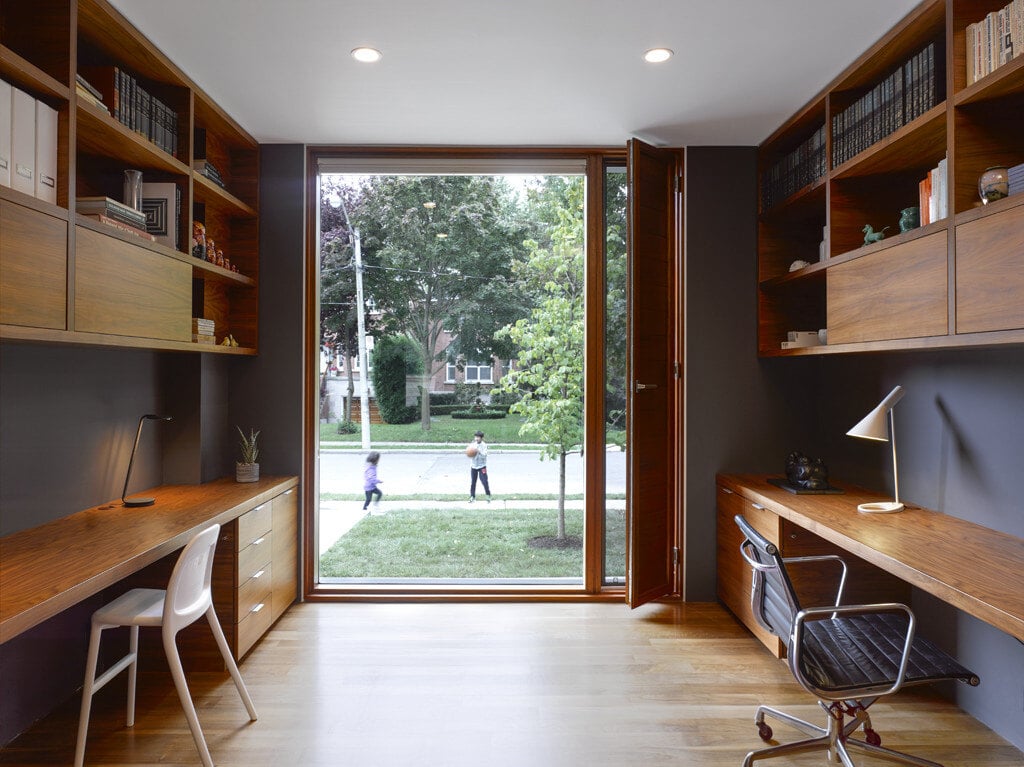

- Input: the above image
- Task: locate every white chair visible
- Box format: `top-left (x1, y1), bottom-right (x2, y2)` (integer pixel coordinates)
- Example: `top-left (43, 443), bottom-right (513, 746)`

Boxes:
top-left (74, 524), bottom-right (258, 767)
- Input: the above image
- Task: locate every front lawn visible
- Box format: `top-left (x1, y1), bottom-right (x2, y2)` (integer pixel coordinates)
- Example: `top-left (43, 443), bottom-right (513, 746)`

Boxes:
top-left (320, 414), bottom-right (534, 445)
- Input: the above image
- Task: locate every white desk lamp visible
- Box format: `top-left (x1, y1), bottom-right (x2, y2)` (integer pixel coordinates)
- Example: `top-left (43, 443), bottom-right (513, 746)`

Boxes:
top-left (847, 385), bottom-right (905, 513)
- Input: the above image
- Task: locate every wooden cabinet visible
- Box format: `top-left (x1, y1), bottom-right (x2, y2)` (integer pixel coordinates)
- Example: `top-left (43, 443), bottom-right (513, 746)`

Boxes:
top-left (758, 0), bottom-right (1024, 356)
top-left (716, 479), bottom-right (909, 658)
top-left (213, 485), bottom-right (298, 661)
top-left (0, 0), bottom-right (259, 354)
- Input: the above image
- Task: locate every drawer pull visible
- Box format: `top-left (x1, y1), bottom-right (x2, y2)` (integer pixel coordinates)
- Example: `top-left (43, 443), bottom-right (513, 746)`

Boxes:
top-left (251, 603), bottom-right (265, 614)
top-left (252, 536), bottom-right (266, 546)
top-left (284, 489), bottom-right (295, 496)
top-left (751, 503), bottom-right (766, 510)
top-left (720, 487), bottom-right (734, 495)
top-left (252, 569), bottom-right (266, 579)
top-left (252, 503), bottom-right (267, 512)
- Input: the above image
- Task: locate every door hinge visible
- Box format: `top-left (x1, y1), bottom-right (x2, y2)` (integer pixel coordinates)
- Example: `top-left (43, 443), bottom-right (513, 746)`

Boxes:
top-left (672, 547), bottom-right (680, 567)
top-left (673, 361), bottom-right (681, 379)
top-left (674, 175), bottom-right (682, 194)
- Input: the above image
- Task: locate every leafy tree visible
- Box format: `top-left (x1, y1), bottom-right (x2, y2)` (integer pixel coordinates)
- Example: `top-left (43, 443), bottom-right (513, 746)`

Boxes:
top-left (494, 177), bottom-right (585, 541)
top-left (352, 175), bottom-right (529, 430)
top-left (604, 169), bottom-right (628, 434)
top-left (370, 335), bottom-right (422, 424)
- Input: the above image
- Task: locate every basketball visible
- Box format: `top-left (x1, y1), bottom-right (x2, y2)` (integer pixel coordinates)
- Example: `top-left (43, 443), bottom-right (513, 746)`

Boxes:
top-left (465, 444), bottom-right (478, 457)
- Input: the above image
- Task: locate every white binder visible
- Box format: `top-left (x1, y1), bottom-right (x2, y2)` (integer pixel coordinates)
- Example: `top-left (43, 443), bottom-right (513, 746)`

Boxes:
top-left (35, 100), bottom-right (58, 203)
top-left (0, 79), bottom-right (11, 187)
top-left (10, 86), bottom-right (35, 196)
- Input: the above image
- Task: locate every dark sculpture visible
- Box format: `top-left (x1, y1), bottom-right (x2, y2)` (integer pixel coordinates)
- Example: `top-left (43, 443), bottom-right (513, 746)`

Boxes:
top-left (785, 451), bottom-right (830, 490)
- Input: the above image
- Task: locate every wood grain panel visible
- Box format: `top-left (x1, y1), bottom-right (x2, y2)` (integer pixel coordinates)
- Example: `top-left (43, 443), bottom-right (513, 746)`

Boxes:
top-left (0, 198), bottom-right (67, 329)
top-left (955, 203), bottom-right (1024, 333)
top-left (238, 563), bottom-right (272, 617)
top-left (74, 226), bottom-right (191, 340)
top-left (827, 231), bottom-right (948, 343)
top-left (717, 473), bottom-right (1024, 643)
top-left (270, 487), bottom-right (298, 622)
top-left (238, 531), bottom-right (273, 581)
top-left (237, 501), bottom-right (273, 550)
top-left (236, 598), bottom-right (273, 657)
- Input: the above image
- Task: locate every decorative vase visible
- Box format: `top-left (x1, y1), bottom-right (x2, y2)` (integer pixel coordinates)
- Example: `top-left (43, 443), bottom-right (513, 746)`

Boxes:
top-left (236, 462), bottom-right (259, 483)
top-left (898, 206), bottom-right (920, 232)
top-left (123, 169), bottom-right (143, 212)
top-left (978, 166), bottom-right (1009, 204)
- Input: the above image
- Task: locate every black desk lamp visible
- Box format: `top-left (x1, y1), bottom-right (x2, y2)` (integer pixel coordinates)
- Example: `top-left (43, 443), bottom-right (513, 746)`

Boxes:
top-left (122, 414), bottom-right (172, 507)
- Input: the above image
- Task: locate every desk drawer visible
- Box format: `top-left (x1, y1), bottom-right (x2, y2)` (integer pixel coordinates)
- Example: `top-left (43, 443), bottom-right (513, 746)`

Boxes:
top-left (238, 501), bottom-right (272, 550)
top-left (239, 530), bottom-right (272, 580)
top-left (239, 562), bottom-right (272, 616)
top-left (237, 598), bottom-right (273, 657)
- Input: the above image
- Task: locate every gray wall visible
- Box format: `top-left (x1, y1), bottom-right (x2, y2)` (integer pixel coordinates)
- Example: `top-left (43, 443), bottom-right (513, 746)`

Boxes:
top-left (683, 146), bottom-right (1024, 750)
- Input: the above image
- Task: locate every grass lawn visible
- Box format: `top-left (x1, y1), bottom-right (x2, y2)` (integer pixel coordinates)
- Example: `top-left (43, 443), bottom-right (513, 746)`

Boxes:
top-left (320, 414), bottom-right (534, 445)
top-left (321, 506), bottom-right (629, 579)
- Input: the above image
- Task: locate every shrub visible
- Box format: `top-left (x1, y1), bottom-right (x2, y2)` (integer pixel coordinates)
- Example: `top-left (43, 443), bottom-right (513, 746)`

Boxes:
top-left (488, 388), bottom-right (519, 407)
top-left (451, 409), bottom-right (506, 420)
top-left (371, 336), bottom-right (420, 424)
top-left (336, 420), bottom-right (358, 435)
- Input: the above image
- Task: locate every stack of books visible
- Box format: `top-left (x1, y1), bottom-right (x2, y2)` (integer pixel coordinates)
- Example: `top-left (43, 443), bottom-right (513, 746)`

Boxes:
top-left (192, 317), bottom-right (216, 345)
top-left (919, 155), bottom-right (948, 226)
top-left (76, 196), bottom-right (154, 241)
top-left (1009, 162), bottom-right (1024, 197)
top-left (75, 74), bottom-right (109, 115)
top-left (965, 1), bottom-right (1023, 85)
top-left (192, 159), bottom-right (227, 189)
top-left (77, 65), bottom-right (179, 158)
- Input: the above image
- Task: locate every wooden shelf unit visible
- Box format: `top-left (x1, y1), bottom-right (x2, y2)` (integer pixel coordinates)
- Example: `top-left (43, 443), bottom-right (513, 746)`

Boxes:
top-left (0, 0), bottom-right (259, 354)
top-left (758, 0), bottom-right (1024, 357)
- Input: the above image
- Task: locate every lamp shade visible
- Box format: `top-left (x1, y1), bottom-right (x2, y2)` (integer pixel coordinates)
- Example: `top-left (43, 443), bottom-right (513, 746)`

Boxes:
top-left (847, 386), bottom-right (905, 441)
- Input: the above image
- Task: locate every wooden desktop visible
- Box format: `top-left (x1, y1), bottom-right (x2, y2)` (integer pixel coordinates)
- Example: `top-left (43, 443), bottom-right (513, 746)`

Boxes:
top-left (716, 473), bottom-right (1024, 654)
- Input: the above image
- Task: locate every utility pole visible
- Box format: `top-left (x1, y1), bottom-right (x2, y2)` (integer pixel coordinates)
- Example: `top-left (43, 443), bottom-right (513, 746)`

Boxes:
top-left (353, 228), bottom-right (371, 450)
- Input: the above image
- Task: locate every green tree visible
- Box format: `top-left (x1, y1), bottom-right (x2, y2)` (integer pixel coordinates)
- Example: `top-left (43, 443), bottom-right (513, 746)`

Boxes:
top-left (495, 177), bottom-right (585, 541)
top-left (370, 335), bottom-right (422, 424)
top-left (352, 175), bottom-right (529, 430)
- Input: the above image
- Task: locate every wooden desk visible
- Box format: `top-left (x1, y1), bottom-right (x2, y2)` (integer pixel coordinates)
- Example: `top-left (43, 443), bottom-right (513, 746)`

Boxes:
top-left (0, 476), bottom-right (298, 645)
top-left (717, 473), bottom-right (1024, 644)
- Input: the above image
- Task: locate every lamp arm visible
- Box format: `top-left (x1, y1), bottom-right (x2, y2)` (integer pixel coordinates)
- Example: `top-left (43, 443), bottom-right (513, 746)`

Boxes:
top-left (121, 416), bottom-right (148, 504)
top-left (890, 408), bottom-right (899, 505)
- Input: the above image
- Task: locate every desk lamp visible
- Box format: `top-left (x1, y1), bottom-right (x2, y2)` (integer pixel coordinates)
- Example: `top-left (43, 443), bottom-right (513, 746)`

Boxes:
top-left (847, 385), bottom-right (905, 513)
top-left (122, 414), bottom-right (172, 507)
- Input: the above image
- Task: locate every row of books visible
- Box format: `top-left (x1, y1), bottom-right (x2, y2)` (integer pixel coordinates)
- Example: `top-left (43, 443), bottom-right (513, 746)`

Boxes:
top-left (919, 155), bottom-right (948, 227)
top-left (78, 65), bottom-right (179, 158)
top-left (833, 42), bottom-right (943, 168)
top-left (966, 1), bottom-right (1023, 85)
top-left (1010, 162), bottom-right (1024, 196)
top-left (760, 125), bottom-right (826, 211)
top-left (1, 77), bottom-right (58, 204)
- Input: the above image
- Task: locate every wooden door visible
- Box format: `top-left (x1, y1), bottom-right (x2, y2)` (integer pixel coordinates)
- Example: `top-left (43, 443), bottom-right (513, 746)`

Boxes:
top-left (626, 139), bottom-right (680, 608)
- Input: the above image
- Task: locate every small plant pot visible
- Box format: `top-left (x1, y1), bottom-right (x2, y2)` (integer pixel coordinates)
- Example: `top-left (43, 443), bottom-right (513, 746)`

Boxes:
top-left (236, 462), bottom-right (260, 483)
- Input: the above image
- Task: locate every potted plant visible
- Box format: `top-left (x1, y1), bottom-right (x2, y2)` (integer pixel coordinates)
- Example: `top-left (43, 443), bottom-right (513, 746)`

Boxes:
top-left (236, 426), bottom-right (260, 482)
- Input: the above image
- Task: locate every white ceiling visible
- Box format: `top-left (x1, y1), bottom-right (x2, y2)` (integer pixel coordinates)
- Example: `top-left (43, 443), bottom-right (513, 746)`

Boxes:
top-left (107, 0), bottom-right (921, 148)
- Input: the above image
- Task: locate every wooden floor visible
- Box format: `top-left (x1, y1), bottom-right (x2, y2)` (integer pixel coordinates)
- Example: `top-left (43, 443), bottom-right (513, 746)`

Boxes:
top-left (2, 601), bottom-right (1020, 766)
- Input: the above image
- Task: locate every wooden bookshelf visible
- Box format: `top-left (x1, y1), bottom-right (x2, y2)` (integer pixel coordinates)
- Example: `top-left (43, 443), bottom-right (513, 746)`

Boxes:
top-left (0, 0), bottom-right (259, 354)
top-left (757, 0), bottom-right (1024, 357)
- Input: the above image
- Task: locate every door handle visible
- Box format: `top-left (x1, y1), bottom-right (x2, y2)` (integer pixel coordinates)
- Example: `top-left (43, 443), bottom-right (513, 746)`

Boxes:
top-left (634, 382), bottom-right (659, 392)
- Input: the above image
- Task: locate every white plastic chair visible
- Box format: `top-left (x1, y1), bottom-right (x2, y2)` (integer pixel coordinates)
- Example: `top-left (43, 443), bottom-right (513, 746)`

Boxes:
top-left (74, 524), bottom-right (258, 767)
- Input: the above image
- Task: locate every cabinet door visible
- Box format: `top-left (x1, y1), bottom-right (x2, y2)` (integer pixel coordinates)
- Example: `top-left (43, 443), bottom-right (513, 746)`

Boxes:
top-left (827, 231), bottom-right (948, 343)
top-left (271, 487), bottom-right (298, 622)
top-left (74, 226), bottom-right (190, 341)
top-left (0, 199), bottom-right (67, 329)
top-left (955, 204), bottom-right (1024, 334)
top-left (716, 486), bottom-right (784, 657)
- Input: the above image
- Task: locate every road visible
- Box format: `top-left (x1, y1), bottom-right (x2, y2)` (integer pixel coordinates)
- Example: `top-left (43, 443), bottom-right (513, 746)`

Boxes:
top-left (317, 447), bottom-right (626, 497)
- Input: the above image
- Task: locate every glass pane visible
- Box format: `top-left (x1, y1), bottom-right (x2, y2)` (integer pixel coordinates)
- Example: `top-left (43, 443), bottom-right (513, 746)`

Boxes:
top-left (604, 165), bottom-right (628, 585)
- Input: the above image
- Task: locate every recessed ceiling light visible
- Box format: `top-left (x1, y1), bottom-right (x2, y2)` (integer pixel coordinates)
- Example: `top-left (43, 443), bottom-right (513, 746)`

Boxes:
top-left (643, 48), bottom-right (673, 63)
top-left (351, 47), bottom-right (383, 63)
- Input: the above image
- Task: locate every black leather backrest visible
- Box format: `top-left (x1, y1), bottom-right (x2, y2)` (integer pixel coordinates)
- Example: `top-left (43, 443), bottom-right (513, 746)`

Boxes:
top-left (734, 514), bottom-right (801, 639)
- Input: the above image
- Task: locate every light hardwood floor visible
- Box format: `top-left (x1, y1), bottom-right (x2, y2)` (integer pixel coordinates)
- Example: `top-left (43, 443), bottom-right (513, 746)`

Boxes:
top-left (2, 601), bottom-right (1020, 766)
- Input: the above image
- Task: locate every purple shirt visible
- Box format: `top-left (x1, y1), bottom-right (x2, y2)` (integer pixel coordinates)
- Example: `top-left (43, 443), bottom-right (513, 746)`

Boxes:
top-left (364, 463), bottom-right (380, 491)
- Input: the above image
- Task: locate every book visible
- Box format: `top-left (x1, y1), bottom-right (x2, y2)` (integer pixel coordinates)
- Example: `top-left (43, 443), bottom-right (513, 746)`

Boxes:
top-left (75, 73), bottom-right (103, 102)
top-left (141, 181), bottom-right (180, 249)
top-left (75, 83), bottom-right (110, 114)
top-left (81, 213), bottom-right (156, 241)
top-left (76, 196), bottom-right (147, 228)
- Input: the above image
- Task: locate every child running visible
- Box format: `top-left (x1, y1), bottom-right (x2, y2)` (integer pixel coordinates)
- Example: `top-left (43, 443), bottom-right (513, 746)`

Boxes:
top-left (362, 450), bottom-right (383, 511)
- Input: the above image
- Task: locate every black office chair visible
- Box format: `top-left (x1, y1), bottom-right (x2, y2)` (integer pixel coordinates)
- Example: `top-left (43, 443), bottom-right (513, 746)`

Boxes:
top-left (733, 514), bottom-right (979, 767)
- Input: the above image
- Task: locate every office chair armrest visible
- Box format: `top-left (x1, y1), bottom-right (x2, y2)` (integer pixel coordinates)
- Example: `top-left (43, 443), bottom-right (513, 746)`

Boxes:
top-left (791, 602), bottom-right (916, 699)
top-left (782, 554), bottom-right (848, 607)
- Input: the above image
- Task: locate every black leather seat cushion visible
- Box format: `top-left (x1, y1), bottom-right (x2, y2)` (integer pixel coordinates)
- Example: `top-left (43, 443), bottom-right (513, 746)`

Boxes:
top-left (798, 613), bottom-right (980, 693)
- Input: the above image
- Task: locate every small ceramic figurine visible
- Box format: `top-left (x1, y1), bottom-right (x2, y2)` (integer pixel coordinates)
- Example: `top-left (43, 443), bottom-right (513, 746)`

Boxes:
top-left (191, 221), bottom-right (206, 259)
top-left (862, 224), bottom-right (889, 245)
top-left (785, 451), bottom-right (830, 490)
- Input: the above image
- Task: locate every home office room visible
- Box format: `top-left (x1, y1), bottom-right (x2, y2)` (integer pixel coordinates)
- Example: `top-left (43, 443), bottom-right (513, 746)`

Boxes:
top-left (2, 1), bottom-right (1023, 765)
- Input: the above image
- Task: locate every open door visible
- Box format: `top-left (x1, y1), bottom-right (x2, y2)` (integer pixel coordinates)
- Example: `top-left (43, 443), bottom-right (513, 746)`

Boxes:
top-left (625, 138), bottom-right (680, 608)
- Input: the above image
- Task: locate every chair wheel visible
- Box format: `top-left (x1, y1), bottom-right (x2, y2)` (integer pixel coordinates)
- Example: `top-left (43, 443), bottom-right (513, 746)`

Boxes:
top-left (757, 722), bottom-right (773, 741)
top-left (865, 728), bottom-right (881, 747)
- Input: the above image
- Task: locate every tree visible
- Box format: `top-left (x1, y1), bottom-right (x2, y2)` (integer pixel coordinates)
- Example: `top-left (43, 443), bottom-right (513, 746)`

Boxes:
top-left (370, 335), bottom-right (422, 424)
top-left (494, 177), bottom-right (585, 541)
top-left (352, 175), bottom-right (529, 430)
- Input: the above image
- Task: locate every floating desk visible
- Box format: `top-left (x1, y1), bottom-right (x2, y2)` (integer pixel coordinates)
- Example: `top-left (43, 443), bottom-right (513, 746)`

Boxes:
top-left (0, 476), bottom-right (299, 645)
top-left (716, 473), bottom-right (1024, 645)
